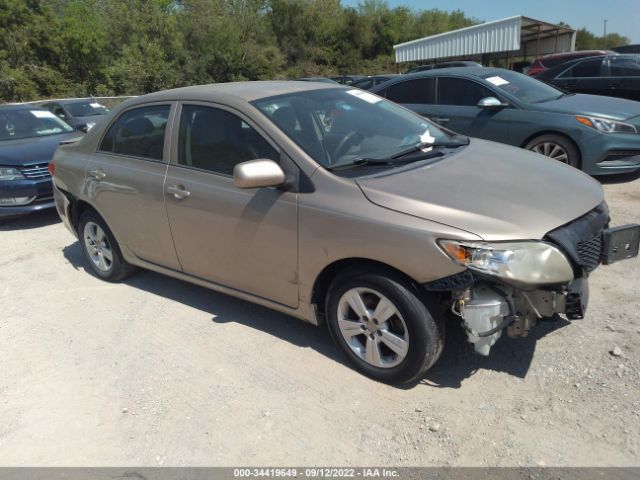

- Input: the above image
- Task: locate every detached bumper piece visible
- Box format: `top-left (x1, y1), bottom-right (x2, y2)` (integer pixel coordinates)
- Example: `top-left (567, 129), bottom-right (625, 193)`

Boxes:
top-left (602, 224), bottom-right (640, 264)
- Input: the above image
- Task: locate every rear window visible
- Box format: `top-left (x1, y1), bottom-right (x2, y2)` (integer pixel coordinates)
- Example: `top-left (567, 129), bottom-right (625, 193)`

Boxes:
top-left (99, 105), bottom-right (170, 161)
top-left (382, 78), bottom-right (435, 104)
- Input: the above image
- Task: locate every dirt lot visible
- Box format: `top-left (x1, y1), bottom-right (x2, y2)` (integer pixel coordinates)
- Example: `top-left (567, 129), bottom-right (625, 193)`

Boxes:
top-left (1, 178), bottom-right (639, 467)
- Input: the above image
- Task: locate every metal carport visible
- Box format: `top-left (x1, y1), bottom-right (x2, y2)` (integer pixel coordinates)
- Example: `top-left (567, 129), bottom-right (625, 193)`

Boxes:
top-left (394, 16), bottom-right (576, 64)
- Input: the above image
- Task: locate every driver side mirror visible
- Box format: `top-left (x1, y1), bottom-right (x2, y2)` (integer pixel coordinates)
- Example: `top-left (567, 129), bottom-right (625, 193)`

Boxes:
top-left (233, 159), bottom-right (285, 189)
top-left (477, 97), bottom-right (508, 108)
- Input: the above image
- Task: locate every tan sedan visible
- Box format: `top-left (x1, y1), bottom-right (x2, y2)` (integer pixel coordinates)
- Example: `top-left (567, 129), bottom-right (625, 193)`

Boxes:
top-left (50, 81), bottom-right (639, 383)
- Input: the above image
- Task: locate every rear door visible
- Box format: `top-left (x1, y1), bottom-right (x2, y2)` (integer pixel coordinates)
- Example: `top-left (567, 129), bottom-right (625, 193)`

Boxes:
top-left (433, 76), bottom-right (512, 143)
top-left (378, 77), bottom-right (437, 120)
top-left (86, 103), bottom-right (181, 270)
top-left (163, 103), bottom-right (299, 307)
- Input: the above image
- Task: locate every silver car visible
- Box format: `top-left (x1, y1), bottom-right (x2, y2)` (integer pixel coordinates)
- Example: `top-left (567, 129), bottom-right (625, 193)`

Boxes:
top-left (51, 82), bottom-right (640, 384)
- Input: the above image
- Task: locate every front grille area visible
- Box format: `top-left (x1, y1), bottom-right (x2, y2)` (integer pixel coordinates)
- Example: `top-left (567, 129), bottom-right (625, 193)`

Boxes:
top-left (546, 202), bottom-right (609, 274)
top-left (576, 234), bottom-right (604, 272)
top-left (19, 163), bottom-right (51, 179)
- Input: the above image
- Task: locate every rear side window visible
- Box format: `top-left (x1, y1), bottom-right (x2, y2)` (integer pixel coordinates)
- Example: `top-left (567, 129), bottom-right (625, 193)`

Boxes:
top-left (437, 77), bottom-right (494, 106)
top-left (99, 105), bottom-right (170, 161)
top-left (382, 78), bottom-right (434, 104)
top-left (177, 105), bottom-right (278, 176)
top-left (609, 56), bottom-right (640, 77)
top-left (566, 58), bottom-right (604, 78)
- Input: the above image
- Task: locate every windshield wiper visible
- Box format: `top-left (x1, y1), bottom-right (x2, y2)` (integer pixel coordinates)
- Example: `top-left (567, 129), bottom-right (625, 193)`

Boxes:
top-left (390, 138), bottom-right (469, 160)
top-left (326, 150), bottom-right (447, 171)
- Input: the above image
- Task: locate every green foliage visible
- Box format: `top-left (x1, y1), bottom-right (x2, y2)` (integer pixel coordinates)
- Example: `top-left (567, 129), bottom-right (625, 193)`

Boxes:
top-left (0, 0), bottom-right (632, 102)
top-left (575, 27), bottom-right (630, 50)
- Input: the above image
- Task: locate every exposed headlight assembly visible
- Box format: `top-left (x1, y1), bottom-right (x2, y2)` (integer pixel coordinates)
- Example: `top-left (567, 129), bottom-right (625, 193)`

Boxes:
top-left (576, 115), bottom-right (637, 134)
top-left (0, 167), bottom-right (25, 181)
top-left (438, 240), bottom-right (574, 286)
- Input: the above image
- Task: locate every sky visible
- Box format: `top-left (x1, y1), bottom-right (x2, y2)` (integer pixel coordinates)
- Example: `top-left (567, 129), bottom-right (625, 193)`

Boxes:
top-left (341, 0), bottom-right (640, 43)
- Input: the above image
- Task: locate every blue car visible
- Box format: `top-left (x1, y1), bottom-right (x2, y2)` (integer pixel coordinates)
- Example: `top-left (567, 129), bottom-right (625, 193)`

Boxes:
top-left (370, 67), bottom-right (640, 175)
top-left (0, 105), bottom-right (79, 219)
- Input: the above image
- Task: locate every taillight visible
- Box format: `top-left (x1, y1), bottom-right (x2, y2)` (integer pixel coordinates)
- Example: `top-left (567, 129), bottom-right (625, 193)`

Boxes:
top-left (48, 160), bottom-right (55, 176)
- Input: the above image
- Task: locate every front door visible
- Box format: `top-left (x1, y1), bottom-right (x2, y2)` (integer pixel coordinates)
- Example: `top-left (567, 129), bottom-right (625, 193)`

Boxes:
top-left (86, 103), bottom-right (181, 270)
top-left (164, 103), bottom-right (298, 307)
top-left (432, 76), bottom-right (512, 144)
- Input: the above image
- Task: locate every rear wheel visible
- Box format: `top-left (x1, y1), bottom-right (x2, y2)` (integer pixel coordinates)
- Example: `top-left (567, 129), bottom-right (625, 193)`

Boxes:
top-left (525, 134), bottom-right (580, 168)
top-left (326, 269), bottom-right (444, 384)
top-left (78, 210), bottom-right (136, 282)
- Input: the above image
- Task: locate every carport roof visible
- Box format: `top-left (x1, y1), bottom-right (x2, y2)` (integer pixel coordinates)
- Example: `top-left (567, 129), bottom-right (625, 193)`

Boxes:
top-left (394, 16), bottom-right (576, 63)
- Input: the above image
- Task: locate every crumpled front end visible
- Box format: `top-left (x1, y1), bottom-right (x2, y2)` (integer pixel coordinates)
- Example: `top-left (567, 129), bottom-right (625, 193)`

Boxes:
top-left (431, 202), bottom-right (639, 355)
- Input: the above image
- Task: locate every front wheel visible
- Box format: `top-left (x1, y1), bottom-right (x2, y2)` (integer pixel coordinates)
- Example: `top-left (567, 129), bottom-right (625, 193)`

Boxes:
top-left (525, 134), bottom-right (580, 168)
top-left (325, 270), bottom-right (444, 384)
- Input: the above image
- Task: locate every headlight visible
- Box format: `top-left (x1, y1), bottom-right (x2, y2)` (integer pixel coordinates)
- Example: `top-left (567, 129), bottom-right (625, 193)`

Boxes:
top-left (438, 240), bottom-right (574, 286)
top-left (0, 167), bottom-right (25, 181)
top-left (576, 116), bottom-right (637, 134)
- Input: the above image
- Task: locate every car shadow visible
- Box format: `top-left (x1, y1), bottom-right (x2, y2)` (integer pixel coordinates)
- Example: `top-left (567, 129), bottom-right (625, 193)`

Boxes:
top-left (62, 240), bottom-right (570, 389)
top-left (597, 170), bottom-right (640, 184)
top-left (0, 209), bottom-right (60, 231)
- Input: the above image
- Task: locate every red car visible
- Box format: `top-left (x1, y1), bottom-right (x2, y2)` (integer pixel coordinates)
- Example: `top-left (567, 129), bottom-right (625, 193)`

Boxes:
top-left (528, 50), bottom-right (613, 76)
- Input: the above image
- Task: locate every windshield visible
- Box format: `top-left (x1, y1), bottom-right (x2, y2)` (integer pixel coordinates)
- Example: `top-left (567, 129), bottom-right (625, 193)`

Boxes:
top-left (0, 109), bottom-right (75, 141)
top-left (253, 88), bottom-right (465, 170)
top-left (480, 71), bottom-right (564, 103)
top-left (63, 101), bottom-right (109, 117)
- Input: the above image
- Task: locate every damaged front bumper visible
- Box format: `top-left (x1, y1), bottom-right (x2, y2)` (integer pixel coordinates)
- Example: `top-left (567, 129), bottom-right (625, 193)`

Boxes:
top-left (430, 204), bottom-right (639, 356)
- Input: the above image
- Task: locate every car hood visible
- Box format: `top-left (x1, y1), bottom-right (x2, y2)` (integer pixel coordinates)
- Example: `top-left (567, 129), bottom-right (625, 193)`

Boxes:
top-left (0, 132), bottom-right (81, 167)
top-left (532, 93), bottom-right (640, 121)
top-left (356, 138), bottom-right (604, 240)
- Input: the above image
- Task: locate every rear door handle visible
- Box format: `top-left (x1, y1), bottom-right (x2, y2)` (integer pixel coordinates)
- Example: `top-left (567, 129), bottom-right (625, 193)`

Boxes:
top-left (608, 84), bottom-right (620, 89)
top-left (432, 117), bottom-right (450, 124)
top-left (166, 185), bottom-right (191, 200)
top-left (88, 169), bottom-right (106, 181)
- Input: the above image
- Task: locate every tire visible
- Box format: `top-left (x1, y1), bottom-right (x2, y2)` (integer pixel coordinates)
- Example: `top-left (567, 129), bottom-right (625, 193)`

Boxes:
top-left (325, 269), bottom-right (445, 384)
top-left (78, 209), bottom-right (136, 282)
top-left (525, 134), bottom-right (580, 168)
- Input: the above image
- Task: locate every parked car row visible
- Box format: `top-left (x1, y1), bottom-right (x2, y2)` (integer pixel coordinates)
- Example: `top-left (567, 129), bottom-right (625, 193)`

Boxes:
top-left (46, 81), bottom-right (639, 383)
top-left (368, 67), bottom-right (640, 176)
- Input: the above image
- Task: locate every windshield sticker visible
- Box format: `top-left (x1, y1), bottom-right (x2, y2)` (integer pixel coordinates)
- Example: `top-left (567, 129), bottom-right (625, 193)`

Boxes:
top-left (30, 110), bottom-right (58, 119)
top-left (346, 89), bottom-right (382, 104)
top-left (485, 76), bottom-right (510, 86)
top-left (90, 102), bottom-right (103, 108)
top-left (420, 129), bottom-right (436, 145)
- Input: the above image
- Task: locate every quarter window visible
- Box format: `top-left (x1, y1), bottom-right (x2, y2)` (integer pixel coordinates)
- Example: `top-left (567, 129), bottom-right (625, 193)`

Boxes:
top-left (383, 78), bottom-right (435, 104)
top-left (178, 105), bottom-right (278, 176)
top-left (437, 78), bottom-right (495, 106)
top-left (99, 105), bottom-right (170, 161)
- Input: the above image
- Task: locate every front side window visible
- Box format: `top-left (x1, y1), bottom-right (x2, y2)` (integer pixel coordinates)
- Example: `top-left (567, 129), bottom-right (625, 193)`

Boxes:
top-left (0, 109), bottom-right (74, 141)
top-left (609, 56), bottom-right (640, 77)
top-left (177, 105), bottom-right (278, 176)
top-left (99, 105), bottom-right (170, 161)
top-left (253, 88), bottom-right (465, 170)
top-left (383, 78), bottom-right (435, 104)
top-left (478, 71), bottom-right (563, 103)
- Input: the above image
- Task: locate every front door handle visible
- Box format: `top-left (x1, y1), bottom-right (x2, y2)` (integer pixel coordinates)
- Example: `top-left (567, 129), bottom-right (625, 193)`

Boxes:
top-left (166, 185), bottom-right (191, 200)
top-left (432, 117), bottom-right (450, 124)
top-left (88, 169), bottom-right (106, 181)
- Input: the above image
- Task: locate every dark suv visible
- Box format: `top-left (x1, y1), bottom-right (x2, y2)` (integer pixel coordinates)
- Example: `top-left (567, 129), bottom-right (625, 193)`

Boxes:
top-left (535, 54), bottom-right (640, 101)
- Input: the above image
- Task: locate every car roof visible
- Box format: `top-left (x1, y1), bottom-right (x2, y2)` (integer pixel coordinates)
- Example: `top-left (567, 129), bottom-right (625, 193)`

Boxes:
top-left (398, 66), bottom-right (504, 78)
top-left (540, 50), bottom-right (613, 60)
top-left (0, 104), bottom-right (50, 112)
top-left (125, 81), bottom-right (343, 106)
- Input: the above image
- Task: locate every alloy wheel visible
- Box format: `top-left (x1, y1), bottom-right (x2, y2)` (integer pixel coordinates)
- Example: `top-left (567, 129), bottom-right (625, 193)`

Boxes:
top-left (529, 141), bottom-right (569, 163)
top-left (337, 287), bottom-right (409, 368)
top-left (83, 221), bottom-right (113, 272)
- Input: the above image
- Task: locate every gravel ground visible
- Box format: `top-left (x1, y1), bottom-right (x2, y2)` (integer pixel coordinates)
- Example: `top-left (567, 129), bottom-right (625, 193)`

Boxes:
top-left (0, 177), bottom-right (638, 467)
